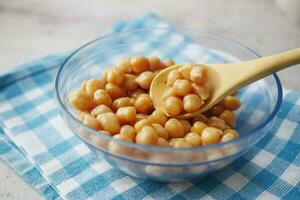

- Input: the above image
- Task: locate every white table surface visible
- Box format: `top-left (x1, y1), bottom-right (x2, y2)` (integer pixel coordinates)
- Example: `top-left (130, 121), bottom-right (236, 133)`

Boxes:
top-left (0, 0), bottom-right (300, 199)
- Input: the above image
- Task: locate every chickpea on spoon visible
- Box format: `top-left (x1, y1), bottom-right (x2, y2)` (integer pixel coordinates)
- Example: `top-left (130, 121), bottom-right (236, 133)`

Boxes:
top-left (150, 48), bottom-right (300, 119)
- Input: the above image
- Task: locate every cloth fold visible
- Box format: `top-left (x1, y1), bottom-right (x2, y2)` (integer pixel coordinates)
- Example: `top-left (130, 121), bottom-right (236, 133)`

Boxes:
top-left (0, 13), bottom-right (299, 200)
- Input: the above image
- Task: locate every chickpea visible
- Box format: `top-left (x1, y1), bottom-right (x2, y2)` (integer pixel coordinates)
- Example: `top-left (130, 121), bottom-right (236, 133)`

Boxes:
top-left (119, 125), bottom-right (136, 141)
top-left (152, 123), bottom-right (169, 140)
top-left (68, 90), bottom-right (94, 111)
top-left (222, 96), bottom-right (241, 110)
top-left (191, 121), bottom-right (207, 135)
top-left (83, 114), bottom-right (101, 130)
top-left (136, 126), bottom-right (158, 146)
top-left (173, 140), bottom-right (193, 148)
top-left (191, 83), bottom-right (210, 100)
top-left (219, 110), bottom-right (236, 126)
top-left (166, 70), bottom-right (182, 86)
top-left (207, 116), bottom-right (226, 130)
top-left (96, 113), bottom-right (120, 135)
top-left (130, 56), bottom-right (150, 74)
top-left (164, 96), bottom-right (183, 116)
top-left (190, 66), bottom-right (206, 85)
top-left (129, 98), bottom-right (135, 105)
top-left (108, 134), bottom-right (133, 156)
top-left (107, 68), bottom-right (125, 85)
top-left (149, 57), bottom-right (164, 71)
top-left (157, 137), bottom-right (169, 147)
top-left (116, 106), bottom-right (137, 125)
top-left (117, 58), bottom-right (132, 73)
top-left (134, 94), bottom-right (153, 114)
top-left (201, 127), bottom-right (222, 145)
top-left (169, 138), bottom-right (185, 147)
top-left (220, 132), bottom-right (237, 143)
top-left (124, 74), bottom-right (139, 91)
top-left (165, 118), bottom-right (185, 138)
top-left (223, 129), bottom-right (239, 137)
top-left (162, 87), bottom-right (176, 100)
top-left (210, 104), bottom-right (224, 116)
top-left (91, 105), bottom-right (112, 116)
top-left (173, 79), bottom-right (192, 96)
top-left (112, 97), bottom-right (132, 111)
top-left (93, 89), bottom-right (112, 107)
top-left (89, 132), bottom-right (110, 149)
top-left (80, 80), bottom-right (87, 91)
top-left (150, 110), bottom-right (168, 126)
top-left (134, 118), bottom-right (152, 132)
top-left (178, 64), bottom-right (193, 80)
top-left (180, 120), bottom-right (191, 134)
top-left (101, 68), bottom-right (109, 82)
top-left (184, 132), bottom-right (202, 146)
top-left (164, 59), bottom-right (175, 67)
top-left (206, 149), bottom-right (224, 161)
top-left (105, 83), bottom-right (125, 99)
top-left (136, 113), bottom-right (149, 121)
top-left (86, 79), bottom-right (106, 96)
top-left (130, 89), bottom-right (145, 99)
top-left (192, 114), bottom-right (208, 123)
top-left (183, 94), bottom-right (203, 113)
top-left (135, 71), bottom-right (155, 90)
top-left (76, 111), bottom-right (87, 121)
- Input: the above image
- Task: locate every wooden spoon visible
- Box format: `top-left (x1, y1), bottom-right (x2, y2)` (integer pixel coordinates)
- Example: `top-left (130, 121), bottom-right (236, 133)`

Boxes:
top-left (150, 48), bottom-right (300, 119)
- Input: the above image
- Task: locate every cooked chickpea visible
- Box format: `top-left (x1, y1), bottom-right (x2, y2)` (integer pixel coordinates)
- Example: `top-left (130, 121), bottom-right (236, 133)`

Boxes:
top-left (222, 96), bottom-right (241, 110)
top-left (201, 127), bottom-right (222, 145)
top-left (173, 140), bottom-right (193, 148)
top-left (169, 138), bottom-right (185, 147)
top-left (135, 71), bottom-right (155, 90)
top-left (117, 58), bottom-right (132, 73)
top-left (108, 134), bottom-right (133, 156)
top-left (76, 111), bottom-right (87, 121)
top-left (150, 110), bottom-right (168, 126)
top-left (93, 89), bottom-right (112, 107)
top-left (91, 105), bottom-right (112, 116)
top-left (101, 68), bottom-right (109, 82)
top-left (136, 126), bottom-right (158, 146)
top-left (166, 70), bottom-right (182, 86)
top-left (129, 98), bottom-right (135, 105)
top-left (80, 80), bottom-right (87, 91)
top-left (130, 56), bottom-right (150, 74)
top-left (119, 125), bottom-right (136, 141)
top-left (164, 96), bottom-right (183, 116)
top-left (112, 97), bottom-right (132, 111)
top-left (89, 131), bottom-right (111, 149)
top-left (136, 113), bottom-right (149, 121)
top-left (130, 89), bottom-right (145, 99)
top-left (83, 114), bottom-right (101, 130)
top-left (157, 137), bottom-right (169, 147)
top-left (191, 83), bottom-right (210, 100)
top-left (124, 74), bottom-right (139, 91)
top-left (190, 66), bottom-right (206, 85)
top-left (96, 113), bottom-right (120, 135)
top-left (107, 68), bottom-right (125, 85)
top-left (173, 79), bottom-right (192, 96)
top-left (219, 110), bottom-right (236, 126)
top-left (165, 118), bottom-right (185, 138)
top-left (164, 59), bottom-right (175, 67)
top-left (184, 132), bottom-right (202, 146)
top-left (162, 87), bottom-right (176, 100)
top-left (178, 64), bottom-right (193, 80)
top-left (152, 123), bottom-right (169, 140)
top-left (183, 94), bottom-right (203, 113)
top-left (207, 116), bottom-right (226, 130)
top-left (86, 79), bottom-right (106, 96)
top-left (134, 118), bottom-right (152, 132)
top-left (149, 57), bottom-right (163, 71)
top-left (191, 121), bottom-right (207, 135)
top-left (105, 83), bottom-right (125, 99)
top-left (210, 104), bottom-right (224, 116)
top-left (192, 114), bottom-right (208, 123)
top-left (220, 132), bottom-right (236, 143)
top-left (68, 90), bottom-right (94, 111)
top-left (180, 120), bottom-right (191, 134)
top-left (116, 106), bottom-right (137, 125)
top-left (206, 149), bottom-right (224, 161)
top-left (223, 129), bottom-right (239, 137)
top-left (134, 94), bottom-right (153, 114)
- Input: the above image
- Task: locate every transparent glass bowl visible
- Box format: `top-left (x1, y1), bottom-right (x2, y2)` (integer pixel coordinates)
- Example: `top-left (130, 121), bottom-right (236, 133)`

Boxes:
top-left (55, 29), bottom-right (282, 182)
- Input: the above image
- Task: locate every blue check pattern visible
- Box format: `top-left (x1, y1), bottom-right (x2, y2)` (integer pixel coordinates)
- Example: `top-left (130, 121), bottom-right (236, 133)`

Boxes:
top-left (0, 13), bottom-right (299, 200)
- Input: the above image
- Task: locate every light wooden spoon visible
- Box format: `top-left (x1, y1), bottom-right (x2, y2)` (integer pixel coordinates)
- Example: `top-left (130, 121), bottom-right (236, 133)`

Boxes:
top-left (150, 48), bottom-right (300, 119)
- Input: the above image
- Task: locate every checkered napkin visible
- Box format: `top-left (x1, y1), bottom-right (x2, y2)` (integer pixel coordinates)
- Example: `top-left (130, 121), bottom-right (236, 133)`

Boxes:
top-left (0, 13), bottom-right (299, 200)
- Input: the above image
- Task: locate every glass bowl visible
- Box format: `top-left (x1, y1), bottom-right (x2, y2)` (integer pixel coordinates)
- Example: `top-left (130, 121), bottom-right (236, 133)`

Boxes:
top-left (55, 28), bottom-right (282, 182)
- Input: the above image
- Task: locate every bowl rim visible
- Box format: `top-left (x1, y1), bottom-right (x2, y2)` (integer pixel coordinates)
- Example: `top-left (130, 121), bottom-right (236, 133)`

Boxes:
top-left (54, 28), bottom-right (283, 153)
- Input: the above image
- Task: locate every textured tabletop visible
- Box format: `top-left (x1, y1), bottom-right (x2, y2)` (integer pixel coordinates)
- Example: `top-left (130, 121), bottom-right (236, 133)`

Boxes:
top-left (0, 0), bottom-right (299, 199)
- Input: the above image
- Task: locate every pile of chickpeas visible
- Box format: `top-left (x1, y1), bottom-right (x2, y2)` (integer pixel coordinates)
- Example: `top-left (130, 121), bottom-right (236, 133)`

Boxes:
top-left (68, 56), bottom-right (241, 149)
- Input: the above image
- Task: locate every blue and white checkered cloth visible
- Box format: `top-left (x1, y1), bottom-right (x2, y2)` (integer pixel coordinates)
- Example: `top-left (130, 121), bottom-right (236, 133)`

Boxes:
top-left (0, 13), bottom-right (299, 200)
